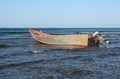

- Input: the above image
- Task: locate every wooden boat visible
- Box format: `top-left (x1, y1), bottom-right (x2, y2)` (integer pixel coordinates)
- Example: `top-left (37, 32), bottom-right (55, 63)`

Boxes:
top-left (29, 28), bottom-right (108, 48)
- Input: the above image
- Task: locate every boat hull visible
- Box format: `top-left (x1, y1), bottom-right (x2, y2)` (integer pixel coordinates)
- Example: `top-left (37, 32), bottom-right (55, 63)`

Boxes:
top-left (29, 29), bottom-right (99, 48)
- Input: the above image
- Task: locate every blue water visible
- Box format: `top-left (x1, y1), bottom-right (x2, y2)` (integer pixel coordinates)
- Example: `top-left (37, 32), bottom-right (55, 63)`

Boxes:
top-left (0, 28), bottom-right (120, 33)
top-left (0, 28), bottom-right (120, 79)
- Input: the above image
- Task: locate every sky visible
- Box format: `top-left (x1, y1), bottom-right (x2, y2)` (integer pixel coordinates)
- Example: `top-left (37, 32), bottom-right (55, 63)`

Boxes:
top-left (0, 0), bottom-right (120, 28)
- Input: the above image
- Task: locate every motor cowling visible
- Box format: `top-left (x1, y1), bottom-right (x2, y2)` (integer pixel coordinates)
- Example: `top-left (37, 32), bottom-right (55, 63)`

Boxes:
top-left (92, 31), bottom-right (99, 37)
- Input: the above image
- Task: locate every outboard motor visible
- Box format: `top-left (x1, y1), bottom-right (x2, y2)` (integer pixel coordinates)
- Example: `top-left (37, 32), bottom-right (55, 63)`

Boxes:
top-left (93, 31), bottom-right (109, 46)
top-left (88, 31), bottom-right (109, 47)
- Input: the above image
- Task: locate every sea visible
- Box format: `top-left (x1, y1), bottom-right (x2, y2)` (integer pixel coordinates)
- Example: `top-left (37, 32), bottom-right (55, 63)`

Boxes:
top-left (0, 28), bottom-right (120, 79)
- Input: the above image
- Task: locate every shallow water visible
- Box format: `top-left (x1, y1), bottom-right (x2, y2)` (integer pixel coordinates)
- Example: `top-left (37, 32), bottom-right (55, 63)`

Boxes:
top-left (0, 28), bottom-right (120, 79)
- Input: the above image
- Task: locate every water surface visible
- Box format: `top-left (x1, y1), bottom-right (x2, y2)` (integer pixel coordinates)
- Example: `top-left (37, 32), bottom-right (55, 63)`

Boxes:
top-left (0, 28), bottom-right (120, 79)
